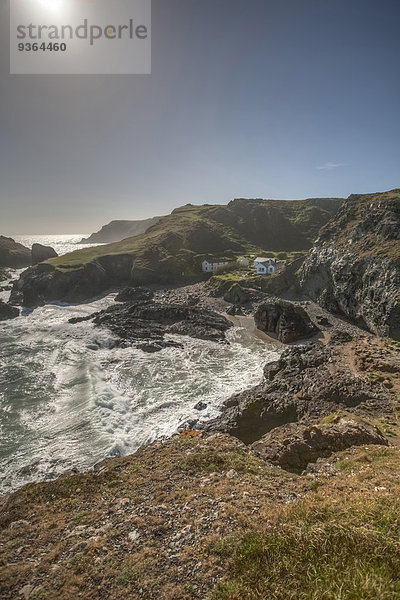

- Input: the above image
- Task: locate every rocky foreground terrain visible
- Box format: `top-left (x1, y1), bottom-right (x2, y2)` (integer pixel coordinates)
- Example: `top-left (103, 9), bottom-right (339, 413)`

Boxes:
top-left (1, 189), bottom-right (399, 598)
top-left (1, 309), bottom-right (399, 599)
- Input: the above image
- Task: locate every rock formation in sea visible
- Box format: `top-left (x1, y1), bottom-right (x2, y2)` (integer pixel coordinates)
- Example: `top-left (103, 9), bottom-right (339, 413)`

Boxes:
top-left (0, 236), bottom-right (31, 268)
top-left (0, 300), bottom-right (19, 321)
top-left (69, 292), bottom-right (233, 352)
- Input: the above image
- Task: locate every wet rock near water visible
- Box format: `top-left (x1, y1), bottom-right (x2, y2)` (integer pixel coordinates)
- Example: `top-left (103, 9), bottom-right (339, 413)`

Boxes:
top-left (0, 268), bottom-right (11, 283)
top-left (115, 286), bottom-right (154, 303)
top-left (250, 416), bottom-right (388, 472)
top-left (205, 335), bottom-right (395, 444)
top-left (254, 299), bottom-right (320, 343)
top-left (70, 295), bottom-right (233, 352)
top-left (0, 300), bottom-right (20, 321)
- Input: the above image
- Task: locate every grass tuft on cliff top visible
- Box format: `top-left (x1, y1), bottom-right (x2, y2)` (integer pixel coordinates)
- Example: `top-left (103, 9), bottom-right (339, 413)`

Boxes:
top-left (211, 445), bottom-right (400, 600)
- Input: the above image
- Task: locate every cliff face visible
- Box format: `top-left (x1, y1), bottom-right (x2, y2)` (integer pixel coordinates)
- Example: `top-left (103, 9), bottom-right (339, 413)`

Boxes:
top-left (80, 217), bottom-right (162, 244)
top-left (299, 190), bottom-right (400, 340)
top-left (12, 197), bottom-right (342, 305)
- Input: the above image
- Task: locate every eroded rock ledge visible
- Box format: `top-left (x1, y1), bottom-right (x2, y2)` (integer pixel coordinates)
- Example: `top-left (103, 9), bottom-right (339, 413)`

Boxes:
top-left (250, 416), bottom-right (388, 472)
top-left (205, 333), bottom-right (398, 444)
top-left (70, 291), bottom-right (233, 352)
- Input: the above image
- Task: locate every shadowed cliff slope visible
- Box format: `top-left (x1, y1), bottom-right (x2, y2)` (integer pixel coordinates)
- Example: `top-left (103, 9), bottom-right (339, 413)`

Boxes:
top-left (300, 189), bottom-right (400, 339)
top-left (11, 197), bottom-right (342, 305)
top-left (80, 217), bottom-right (163, 244)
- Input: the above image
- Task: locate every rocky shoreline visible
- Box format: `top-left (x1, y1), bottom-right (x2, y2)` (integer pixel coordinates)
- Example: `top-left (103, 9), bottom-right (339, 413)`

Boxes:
top-left (0, 189), bottom-right (399, 599)
top-left (69, 287), bottom-right (233, 353)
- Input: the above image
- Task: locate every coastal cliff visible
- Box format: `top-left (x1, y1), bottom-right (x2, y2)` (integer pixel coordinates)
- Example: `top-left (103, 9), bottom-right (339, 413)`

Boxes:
top-left (11, 197), bottom-right (342, 305)
top-left (299, 189), bottom-right (400, 339)
top-left (80, 217), bottom-right (162, 244)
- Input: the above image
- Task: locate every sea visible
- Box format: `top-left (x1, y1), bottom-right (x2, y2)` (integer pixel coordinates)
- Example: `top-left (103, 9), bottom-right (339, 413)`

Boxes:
top-left (0, 235), bottom-right (280, 495)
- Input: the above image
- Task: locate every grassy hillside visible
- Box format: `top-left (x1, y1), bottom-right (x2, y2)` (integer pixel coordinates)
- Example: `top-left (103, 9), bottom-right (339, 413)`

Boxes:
top-left (2, 429), bottom-right (400, 600)
top-left (48, 198), bottom-right (342, 283)
top-left (80, 217), bottom-right (163, 244)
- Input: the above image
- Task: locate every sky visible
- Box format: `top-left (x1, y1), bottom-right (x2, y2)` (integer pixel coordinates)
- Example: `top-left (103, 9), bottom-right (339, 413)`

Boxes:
top-left (0, 0), bottom-right (399, 234)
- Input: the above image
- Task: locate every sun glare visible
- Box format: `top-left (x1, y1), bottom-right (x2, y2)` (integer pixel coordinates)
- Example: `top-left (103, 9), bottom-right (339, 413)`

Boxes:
top-left (38, 0), bottom-right (64, 13)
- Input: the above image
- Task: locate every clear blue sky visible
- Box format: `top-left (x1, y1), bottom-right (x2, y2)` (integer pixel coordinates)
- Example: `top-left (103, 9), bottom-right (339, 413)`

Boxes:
top-left (0, 0), bottom-right (399, 233)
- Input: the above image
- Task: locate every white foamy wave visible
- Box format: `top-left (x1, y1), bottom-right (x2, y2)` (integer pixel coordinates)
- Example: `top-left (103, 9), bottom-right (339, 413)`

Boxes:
top-left (0, 235), bottom-right (280, 495)
top-left (0, 298), bottom-right (279, 495)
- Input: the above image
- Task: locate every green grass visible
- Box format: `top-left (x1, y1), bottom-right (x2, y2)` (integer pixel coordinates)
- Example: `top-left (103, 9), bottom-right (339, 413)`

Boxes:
top-left (46, 198), bottom-right (338, 272)
top-left (181, 449), bottom-right (263, 475)
top-left (210, 494), bottom-right (400, 600)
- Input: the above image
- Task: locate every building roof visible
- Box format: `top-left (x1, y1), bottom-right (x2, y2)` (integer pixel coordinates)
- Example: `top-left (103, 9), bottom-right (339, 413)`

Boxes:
top-left (254, 256), bottom-right (275, 265)
top-left (203, 259), bottom-right (228, 264)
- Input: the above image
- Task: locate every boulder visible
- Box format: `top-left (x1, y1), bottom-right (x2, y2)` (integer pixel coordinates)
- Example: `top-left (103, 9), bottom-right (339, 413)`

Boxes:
top-left (0, 300), bottom-right (19, 321)
top-left (0, 236), bottom-right (31, 268)
top-left (31, 243), bottom-right (58, 265)
top-left (250, 417), bottom-right (388, 472)
top-left (0, 268), bottom-right (11, 283)
top-left (254, 299), bottom-right (319, 343)
top-left (224, 284), bottom-right (249, 304)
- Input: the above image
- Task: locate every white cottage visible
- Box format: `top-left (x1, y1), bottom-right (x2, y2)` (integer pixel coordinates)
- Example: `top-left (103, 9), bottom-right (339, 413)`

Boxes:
top-left (254, 257), bottom-right (276, 275)
top-left (202, 259), bottom-right (229, 273)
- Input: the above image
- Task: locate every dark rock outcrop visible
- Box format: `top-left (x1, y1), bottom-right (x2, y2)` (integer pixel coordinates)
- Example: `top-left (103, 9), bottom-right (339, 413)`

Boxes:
top-left (250, 417), bottom-right (388, 472)
top-left (70, 300), bottom-right (233, 352)
top-left (254, 300), bottom-right (319, 343)
top-left (205, 336), bottom-right (394, 444)
top-left (300, 190), bottom-right (400, 340)
top-left (31, 243), bottom-right (58, 265)
top-left (115, 286), bottom-right (154, 303)
top-left (0, 237), bottom-right (31, 268)
top-left (223, 284), bottom-right (250, 305)
top-left (10, 255), bottom-right (135, 306)
top-left (0, 301), bottom-right (19, 321)
top-left (0, 269), bottom-right (11, 283)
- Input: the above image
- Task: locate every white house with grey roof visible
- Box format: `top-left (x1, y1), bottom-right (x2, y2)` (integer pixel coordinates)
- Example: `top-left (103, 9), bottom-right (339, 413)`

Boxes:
top-left (254, 257), bottom-right (277, 275)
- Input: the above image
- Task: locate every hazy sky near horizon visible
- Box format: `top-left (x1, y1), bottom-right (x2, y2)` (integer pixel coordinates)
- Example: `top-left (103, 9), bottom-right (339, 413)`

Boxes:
top-left (0, 0), bottom-right (399, 234)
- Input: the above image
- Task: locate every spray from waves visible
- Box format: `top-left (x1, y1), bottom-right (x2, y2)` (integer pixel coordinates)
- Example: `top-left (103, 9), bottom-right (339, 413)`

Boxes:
top-left (0, 298), bottom-right (280, 495)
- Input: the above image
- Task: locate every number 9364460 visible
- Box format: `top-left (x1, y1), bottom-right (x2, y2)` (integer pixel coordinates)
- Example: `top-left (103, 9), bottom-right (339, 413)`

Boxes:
top-left (18, 42), bottom-right (67, 52)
